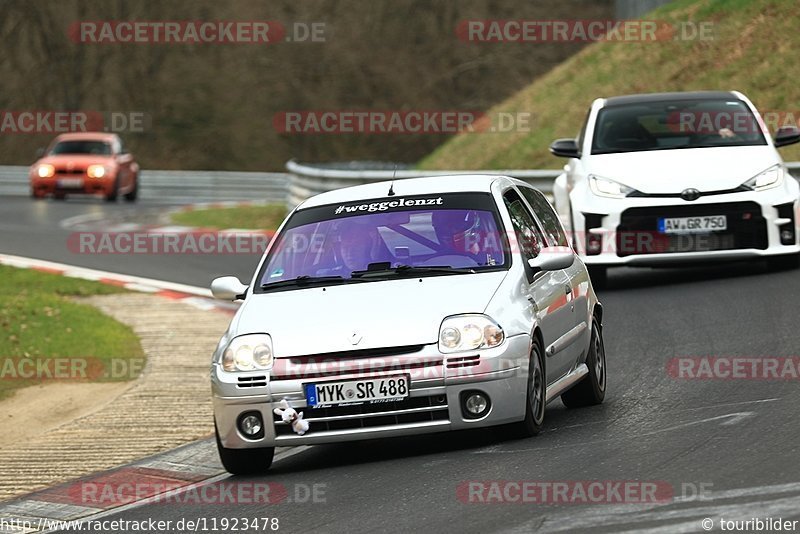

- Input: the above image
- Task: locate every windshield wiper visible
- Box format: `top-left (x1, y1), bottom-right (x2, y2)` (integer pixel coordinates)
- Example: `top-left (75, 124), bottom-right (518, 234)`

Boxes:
top-left (260, 275), bottom-right (365, 291)
top-left (351, 264), bottom-right (475, 279)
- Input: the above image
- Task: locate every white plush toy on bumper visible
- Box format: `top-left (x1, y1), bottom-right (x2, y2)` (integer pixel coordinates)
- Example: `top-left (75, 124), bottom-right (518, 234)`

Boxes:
top-left (273, 399), bottom-right (310, 436)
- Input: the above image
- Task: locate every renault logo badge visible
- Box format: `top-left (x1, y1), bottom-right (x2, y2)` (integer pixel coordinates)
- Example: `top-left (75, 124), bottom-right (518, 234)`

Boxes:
top-left (349, 331), bottom-right (362, 346)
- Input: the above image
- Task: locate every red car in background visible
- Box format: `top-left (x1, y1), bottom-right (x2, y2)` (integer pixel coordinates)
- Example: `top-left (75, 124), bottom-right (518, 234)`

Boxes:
top-left (30, 132), bottom-right (139, 202)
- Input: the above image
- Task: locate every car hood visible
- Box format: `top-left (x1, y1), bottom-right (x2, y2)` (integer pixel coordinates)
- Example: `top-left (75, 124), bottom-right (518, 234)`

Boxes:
top-left (35, 154), bottom-right (115, 167)
top-left (234, 271), bottom-right (508, 358)
top-left (585, 146), bottom-right (780, 194)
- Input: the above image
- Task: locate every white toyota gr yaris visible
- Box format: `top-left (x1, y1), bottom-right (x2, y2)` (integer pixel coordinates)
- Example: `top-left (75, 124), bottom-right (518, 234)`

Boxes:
top-left (210, 175), bottom-right (606, 474)
top-left (550, 91), bottom-right (800, 287)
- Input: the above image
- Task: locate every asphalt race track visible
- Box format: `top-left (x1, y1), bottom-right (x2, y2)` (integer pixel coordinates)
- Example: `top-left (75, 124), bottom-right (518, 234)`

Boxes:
top-left (0, 197), bottom-right (258, 287)
top-left (3, 196), bottom-right (800, 532)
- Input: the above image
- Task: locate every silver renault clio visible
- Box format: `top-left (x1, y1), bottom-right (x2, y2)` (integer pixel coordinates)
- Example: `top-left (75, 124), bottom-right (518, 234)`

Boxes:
top-left (210, 175), bottom-right (606, 474)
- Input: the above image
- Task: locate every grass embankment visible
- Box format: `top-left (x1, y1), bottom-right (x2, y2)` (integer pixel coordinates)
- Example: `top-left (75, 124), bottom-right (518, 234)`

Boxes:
top-left (171, 204), bottom-right (288, 231)
top-left (419, 0), bottom-right (800, 170)
top-left (0, 266), bottom-right (144, 400)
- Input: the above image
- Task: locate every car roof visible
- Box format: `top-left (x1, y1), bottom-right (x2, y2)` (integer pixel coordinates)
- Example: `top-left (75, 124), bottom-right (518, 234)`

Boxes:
top-left (601, 91), bottom-right (740, 107)
top-left (52, 132), bottom-right (119, 142)
top-left (298, 174), bottom-right (511, 209)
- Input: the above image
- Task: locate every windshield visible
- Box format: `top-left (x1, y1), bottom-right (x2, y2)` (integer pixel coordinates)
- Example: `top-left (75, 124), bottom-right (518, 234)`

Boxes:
top-left (591, 98), bottom-right (767, 155)
top-left (256, 193), bottom-right (507, 290)
top-left (49, 140), bottom-right (112, 155)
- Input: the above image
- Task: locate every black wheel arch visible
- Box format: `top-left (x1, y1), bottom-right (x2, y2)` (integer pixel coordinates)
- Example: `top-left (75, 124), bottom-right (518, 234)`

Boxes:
top-left (592, 302), bottom-right (603, 327)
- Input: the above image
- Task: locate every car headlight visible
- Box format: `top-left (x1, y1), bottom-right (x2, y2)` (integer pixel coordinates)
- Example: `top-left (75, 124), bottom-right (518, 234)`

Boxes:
top-left (87, 164), bottom-right (108, 178)
top-left (589, 175), bottom-right (637, 198)
top-left (438, 314), bottom-right (504, 354)
top-left (743, 164), bottom-right (784, 191)
top-left (36, 164), bottom-right (55, 178)
top-left (220, 334), bottom-right (274, 372)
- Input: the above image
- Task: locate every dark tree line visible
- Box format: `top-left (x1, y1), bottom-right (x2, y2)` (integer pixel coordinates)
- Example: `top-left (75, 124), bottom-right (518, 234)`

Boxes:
top-left (0, 0), bottom-right (612, 170)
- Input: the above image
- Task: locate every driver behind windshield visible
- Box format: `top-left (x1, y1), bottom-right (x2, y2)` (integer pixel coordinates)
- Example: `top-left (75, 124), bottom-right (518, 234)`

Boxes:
top-left (321, 221), bottom-right (393, 276)
top-left (431, 210), bottom-right (484, 260)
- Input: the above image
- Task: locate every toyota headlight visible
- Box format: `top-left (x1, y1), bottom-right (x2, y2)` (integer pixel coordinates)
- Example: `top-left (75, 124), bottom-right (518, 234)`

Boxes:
top-left (220, 334), bottom-right (274, 372)
top-left (438, 315), bottom-right (504, 354)
top-left (743, 164), bottom-right (784, 191)
top-left (589, 175), bottom-right (637, 198)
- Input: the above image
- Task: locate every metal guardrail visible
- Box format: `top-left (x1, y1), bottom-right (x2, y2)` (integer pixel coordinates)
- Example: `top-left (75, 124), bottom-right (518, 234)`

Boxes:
top-left (286, 160), bottom-right (800, 208)
top-left (285, 160), bottom-right (560, 207)
top-left (3, 161), bottom-right (800, 208)
top-left (0, 166), bottom-right (290, 204)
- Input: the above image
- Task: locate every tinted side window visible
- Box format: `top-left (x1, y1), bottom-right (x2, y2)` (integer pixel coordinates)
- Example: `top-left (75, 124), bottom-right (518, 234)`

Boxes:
top-left (520, 187), bottom-right (568, 247)
top-left (503, 191), bottom-right (544, 260)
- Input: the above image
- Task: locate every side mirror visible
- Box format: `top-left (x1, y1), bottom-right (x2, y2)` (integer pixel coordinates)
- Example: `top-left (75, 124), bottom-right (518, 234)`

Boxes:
top-left (211, 276), bottom-right (248, 300)
top-left (549, 138), bottom-right (580, 158)
top-left (774, 126), bottom-right (800, 148)
top-left (35, 147), bottom-right (45, 158)
top-left (528, 246), bottom-right (575, 271)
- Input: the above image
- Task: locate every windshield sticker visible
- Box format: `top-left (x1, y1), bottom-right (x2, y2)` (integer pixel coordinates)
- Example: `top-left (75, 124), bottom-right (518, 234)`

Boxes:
top-left (334, 197), bottom-right (443, 215)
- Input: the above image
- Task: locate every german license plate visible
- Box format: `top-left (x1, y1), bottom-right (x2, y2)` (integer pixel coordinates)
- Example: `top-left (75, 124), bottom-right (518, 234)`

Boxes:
top-left (57, 178), bottom-right (83, 188)
top-left (304, 376), bottom-right (409, 407)
top-left (658, 215), bottom-right (727, 234)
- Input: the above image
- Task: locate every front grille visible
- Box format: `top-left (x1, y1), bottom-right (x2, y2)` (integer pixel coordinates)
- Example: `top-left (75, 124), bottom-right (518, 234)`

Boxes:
top-left (237, 375), bottom-right (267, 388)
top-left (616, 202), bottom-right (767, 256)
top-left (271, 345), bottom-right (439, 381)
top-left (55, 168), bottom-right (85, 175)
top-left (626, 186), bottom-right (751, 199)
top-left (273, 394), bottom-right (448, 436)
top-left (273, 358), bottom-right (442, 380)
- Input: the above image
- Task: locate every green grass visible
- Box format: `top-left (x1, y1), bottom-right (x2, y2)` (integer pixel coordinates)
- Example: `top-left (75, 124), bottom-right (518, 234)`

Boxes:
top-left (419, 0), bottom-right (800, 170)
top-left (171, 204), bottom-right (288, 231)
top-left (0, 266), bottom-right (145, 400)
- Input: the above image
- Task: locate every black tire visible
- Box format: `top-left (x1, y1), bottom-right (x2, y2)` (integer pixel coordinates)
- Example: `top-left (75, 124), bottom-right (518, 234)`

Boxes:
top-left (215, 424), bottom-right (274, 475)
top-left (53, 193), bottom-right (66, 201)
top-left (31, 191), bottom-right (44, 200)
top-left (767, 253), bottom-right (800, 271)
top-left (514, 336), bottom-right (546, 437)
top-left (105, 178), bottom-right (119, 202)
top-left (561, 318), bottom-right (607, 408)
top-left (588, 266), bottom-right (607, 290)
top-left (123, 175), bottom-right (138, 202)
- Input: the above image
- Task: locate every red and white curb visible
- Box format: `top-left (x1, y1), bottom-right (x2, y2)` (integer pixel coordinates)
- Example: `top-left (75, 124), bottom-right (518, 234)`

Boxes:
top-left (0, 253), bottom-right (240, 315)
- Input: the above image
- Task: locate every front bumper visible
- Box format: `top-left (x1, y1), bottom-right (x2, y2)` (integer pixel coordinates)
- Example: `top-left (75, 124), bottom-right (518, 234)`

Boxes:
top-left (213, 334), bottom-right (531, 449)
top-left (30, 176), bottom-right (115, 196)
top-left (571, 189), bottom-right (800, 267)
